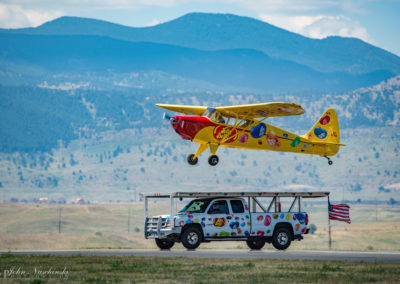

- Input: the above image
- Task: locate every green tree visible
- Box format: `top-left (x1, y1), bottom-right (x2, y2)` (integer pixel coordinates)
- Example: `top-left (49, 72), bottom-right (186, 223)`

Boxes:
top-left (309, 224), bottom-right (317, 235)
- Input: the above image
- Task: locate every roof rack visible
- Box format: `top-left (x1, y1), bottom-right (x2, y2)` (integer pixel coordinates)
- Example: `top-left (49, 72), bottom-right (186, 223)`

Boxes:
top-left (140, 191), bottom-right (330, 199)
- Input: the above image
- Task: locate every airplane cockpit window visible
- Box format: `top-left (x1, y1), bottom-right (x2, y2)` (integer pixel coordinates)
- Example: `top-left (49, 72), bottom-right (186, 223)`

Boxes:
top-left (203, 107), bottom-right (216, 118)
top-left (204, 108), bottom-right (218, 121)
top-left (204, 108), bottom-right (225, 123)
top-left (239, 120), bottom-right (253, 128)
top-left (224, 116), bottom-right (237, 126)
top-left (204, 108), bottom-right (238, 125)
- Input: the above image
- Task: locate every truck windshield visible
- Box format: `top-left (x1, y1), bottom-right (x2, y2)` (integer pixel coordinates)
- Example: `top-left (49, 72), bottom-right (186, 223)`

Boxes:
top-left (179, 199), bottom-right (212, 213)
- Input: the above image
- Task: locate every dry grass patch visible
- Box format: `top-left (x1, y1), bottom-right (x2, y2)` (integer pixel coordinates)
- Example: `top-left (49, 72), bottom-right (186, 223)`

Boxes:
top-left (1, 203), bottom-right (400, 251)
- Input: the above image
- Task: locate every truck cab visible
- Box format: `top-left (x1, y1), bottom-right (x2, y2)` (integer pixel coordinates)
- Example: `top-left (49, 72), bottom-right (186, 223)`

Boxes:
top-left (143, 191), bottom-right (329, 250)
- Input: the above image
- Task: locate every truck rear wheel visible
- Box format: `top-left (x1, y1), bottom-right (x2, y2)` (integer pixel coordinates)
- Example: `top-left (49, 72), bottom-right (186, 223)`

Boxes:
top-left (246, 238), bottom-right (266, 250)
top-left (181, 227), bottom-right (202, 250)
top-left (155, 238), bottom-right (175, 250)
top-left (272, 227), bottom-right (292, 250)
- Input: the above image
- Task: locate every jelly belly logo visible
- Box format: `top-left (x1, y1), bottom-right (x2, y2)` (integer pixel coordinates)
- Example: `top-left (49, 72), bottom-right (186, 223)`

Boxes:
top-left (213, 218), bottom-right (226, 227)
top-left (213, 126), bottom-right (237, 143)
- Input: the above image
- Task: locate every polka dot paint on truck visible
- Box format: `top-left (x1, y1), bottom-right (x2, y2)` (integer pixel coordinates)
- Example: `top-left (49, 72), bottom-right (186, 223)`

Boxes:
top-left (173, 212), bottom-right (308, 238)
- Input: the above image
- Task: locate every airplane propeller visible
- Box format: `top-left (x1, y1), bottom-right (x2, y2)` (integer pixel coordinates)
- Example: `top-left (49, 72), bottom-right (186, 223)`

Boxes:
top-left (163, 112), bottom-right (177, 123)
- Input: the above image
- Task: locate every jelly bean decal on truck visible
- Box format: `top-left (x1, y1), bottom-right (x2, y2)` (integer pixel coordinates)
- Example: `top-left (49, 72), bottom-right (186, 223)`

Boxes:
top-left (213, 218), bottom-right (226, 227)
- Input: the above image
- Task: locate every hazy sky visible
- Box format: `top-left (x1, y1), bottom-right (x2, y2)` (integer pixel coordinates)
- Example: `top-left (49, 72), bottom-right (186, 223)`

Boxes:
top-left (0, 0), bottom-right (399, 56)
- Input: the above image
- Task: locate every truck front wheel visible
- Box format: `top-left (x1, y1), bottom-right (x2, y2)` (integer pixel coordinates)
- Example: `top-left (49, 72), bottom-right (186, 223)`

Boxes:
top-left (155, 238), bottom-right (175, 250)
top-left (246, 238), bottom-right (266, 250)
top-left (272, 227), bottom-right (292, 250)
top-left (181, 227), bottom-right (202, 250)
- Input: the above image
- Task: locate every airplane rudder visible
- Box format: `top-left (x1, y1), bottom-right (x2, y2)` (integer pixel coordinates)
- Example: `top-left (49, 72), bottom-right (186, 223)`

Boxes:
top-left (319, 109), bottom-right (340, 143)
top-left (305, 109), bottom-right (340, 143)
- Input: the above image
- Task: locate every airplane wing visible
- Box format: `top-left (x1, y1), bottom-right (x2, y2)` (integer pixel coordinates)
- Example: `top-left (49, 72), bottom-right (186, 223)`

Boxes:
top-left (215, 102), bottom-right (304, 119)
top-left (156, 104), bottom-right (207, 116)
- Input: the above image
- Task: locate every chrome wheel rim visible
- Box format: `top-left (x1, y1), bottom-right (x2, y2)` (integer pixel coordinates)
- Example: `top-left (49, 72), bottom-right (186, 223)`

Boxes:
top-left (277, 232), bottom-right (288, 245)
top-left (187, 232), bottom-right (198, 245)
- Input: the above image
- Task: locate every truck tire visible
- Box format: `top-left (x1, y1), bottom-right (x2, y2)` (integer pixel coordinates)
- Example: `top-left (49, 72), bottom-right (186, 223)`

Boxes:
top-left (246, 238), bottom-right (266, 250)
top-left (155, 238), bottom-right (175, 250)
top-left (181, 227), bottom-right (202, 250)
top-left (272, 227), bottom-right (292, 250)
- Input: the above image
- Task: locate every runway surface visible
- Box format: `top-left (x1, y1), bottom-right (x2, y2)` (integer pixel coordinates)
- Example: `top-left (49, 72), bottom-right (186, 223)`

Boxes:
top-left (2, 249), bottom-right (400, 263)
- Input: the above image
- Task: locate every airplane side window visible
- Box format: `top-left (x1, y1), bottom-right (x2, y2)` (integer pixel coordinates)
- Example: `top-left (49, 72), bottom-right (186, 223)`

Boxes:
top-left (225, 116), bottom-right (237, 126)
top-left (239, 120), bottom-right (252, 128)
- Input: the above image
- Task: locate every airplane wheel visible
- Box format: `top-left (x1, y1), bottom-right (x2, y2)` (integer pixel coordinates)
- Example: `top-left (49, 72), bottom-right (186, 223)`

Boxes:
top-left (328, 160), bottom-right (333, 165)
top-left (208, 155), bottom-right (219, 166)
top-left (187, 154), bottom-right (198, 165)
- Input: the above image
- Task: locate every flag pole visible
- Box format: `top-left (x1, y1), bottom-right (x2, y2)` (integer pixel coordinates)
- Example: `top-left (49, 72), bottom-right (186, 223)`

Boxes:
top-left (328, 194), bottom-right (332, 250)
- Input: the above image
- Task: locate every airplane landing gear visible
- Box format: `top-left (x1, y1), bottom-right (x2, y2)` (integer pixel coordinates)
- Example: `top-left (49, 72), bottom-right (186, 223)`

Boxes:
top-left (208, 155), bottom-right (219, 166)
top-left (323, 156), bottom-right (333, 165)
top-left (187, 154), bottom-right (198, 165)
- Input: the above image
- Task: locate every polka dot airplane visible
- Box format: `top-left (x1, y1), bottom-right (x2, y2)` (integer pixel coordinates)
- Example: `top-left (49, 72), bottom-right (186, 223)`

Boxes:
top-left (156, 102), bottom-right (345, 166)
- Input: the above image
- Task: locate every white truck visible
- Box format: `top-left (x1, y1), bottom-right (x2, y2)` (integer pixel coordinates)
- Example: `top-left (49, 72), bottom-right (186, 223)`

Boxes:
top-left (143, 191), bottom-right (329, 250)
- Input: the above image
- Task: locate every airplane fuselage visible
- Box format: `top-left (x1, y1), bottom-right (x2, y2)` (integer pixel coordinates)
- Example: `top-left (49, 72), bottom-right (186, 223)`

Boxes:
top-left (171, 115), bottom-right (339, 157)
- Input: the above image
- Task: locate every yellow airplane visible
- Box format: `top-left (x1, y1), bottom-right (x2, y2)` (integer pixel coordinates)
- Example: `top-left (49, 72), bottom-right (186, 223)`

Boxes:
top-left (156, 102), bottom-right (344, 166)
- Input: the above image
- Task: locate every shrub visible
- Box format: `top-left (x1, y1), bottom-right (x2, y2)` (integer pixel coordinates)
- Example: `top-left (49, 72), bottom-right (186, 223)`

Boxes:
top-left (309, 224), bottom-right (317, 235)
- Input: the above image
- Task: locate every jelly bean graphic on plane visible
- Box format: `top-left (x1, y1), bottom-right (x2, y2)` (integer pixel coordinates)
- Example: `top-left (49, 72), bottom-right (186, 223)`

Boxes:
top-left (157, 103), bottom-right (345, 166)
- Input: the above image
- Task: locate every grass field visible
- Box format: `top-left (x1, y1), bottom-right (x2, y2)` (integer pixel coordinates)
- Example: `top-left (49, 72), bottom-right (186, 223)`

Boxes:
top-left (0, 254), bottom-right (399, 283)
top-left (0, 202), bottom-right (399, 251)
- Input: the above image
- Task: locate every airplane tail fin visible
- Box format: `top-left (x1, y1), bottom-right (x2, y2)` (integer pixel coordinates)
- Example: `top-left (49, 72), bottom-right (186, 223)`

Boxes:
top-left (302, 109), bottom-right (341, 144)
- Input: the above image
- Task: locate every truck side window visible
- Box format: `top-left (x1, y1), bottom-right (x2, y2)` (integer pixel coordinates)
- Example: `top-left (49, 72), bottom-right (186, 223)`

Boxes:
top-left (180, 199), bottom-right (211, 213)
top-left (208, 200), bottom-right (229, 214)
top-left (230, 200), bottom-right (244, 213)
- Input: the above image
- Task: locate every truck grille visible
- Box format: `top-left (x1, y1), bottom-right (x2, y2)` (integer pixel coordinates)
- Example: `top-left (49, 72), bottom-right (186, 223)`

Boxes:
top-left (144, 217), bottom-right (168, 238)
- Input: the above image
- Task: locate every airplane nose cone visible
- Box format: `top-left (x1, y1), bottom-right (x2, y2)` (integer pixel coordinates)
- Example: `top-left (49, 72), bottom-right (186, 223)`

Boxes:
top-left (171, 116), bottom-right (193, 140)
top-left (171, 116), bottom-right (214, 140)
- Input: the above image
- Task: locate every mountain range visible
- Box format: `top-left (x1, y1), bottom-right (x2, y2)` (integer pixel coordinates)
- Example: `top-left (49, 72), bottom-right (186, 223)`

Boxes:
top-left (2, 13), bottom-right (400, 75)
top-left (0, 33), bottom-right (393, 93)
top-left (1, 13), bottom-right (399, 93)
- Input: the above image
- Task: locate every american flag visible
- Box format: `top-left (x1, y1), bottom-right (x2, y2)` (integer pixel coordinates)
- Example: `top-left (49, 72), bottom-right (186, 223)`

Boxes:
top-left (328, 202), bottom-right (351, 224)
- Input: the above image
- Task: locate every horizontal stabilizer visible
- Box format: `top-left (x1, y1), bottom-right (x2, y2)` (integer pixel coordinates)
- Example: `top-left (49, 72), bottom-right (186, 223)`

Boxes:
top-left (310, 141), bottom-right (346, 146)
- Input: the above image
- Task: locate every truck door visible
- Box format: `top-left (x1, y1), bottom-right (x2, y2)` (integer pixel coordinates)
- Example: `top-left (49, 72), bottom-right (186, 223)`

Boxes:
top-left (205, 199), bottom-right (231, 237)
top-left (229, 199), bottom-right (250, 237)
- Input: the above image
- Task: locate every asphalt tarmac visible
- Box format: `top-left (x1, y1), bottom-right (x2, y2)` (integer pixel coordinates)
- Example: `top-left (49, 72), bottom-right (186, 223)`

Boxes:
top-left (2, 249), bottom-right (400, 263)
